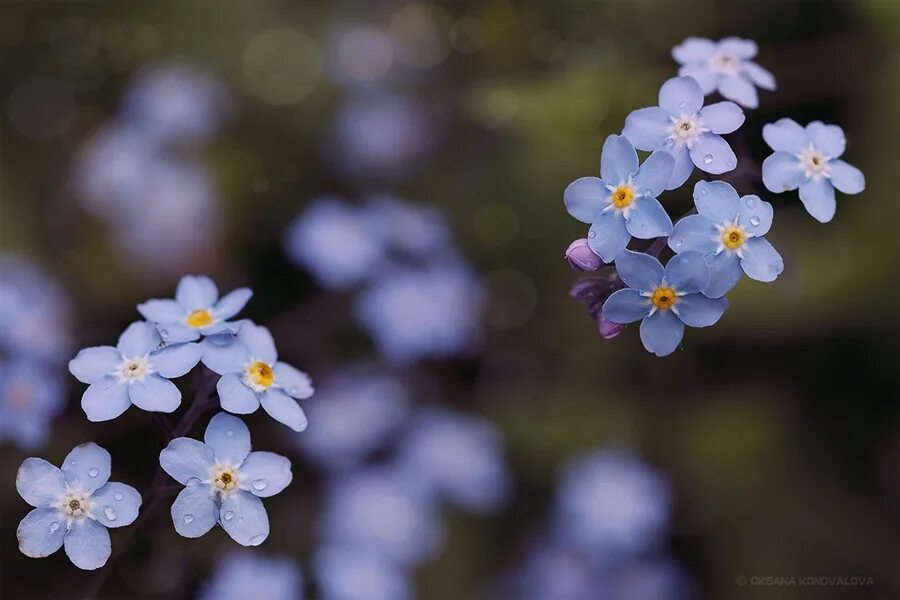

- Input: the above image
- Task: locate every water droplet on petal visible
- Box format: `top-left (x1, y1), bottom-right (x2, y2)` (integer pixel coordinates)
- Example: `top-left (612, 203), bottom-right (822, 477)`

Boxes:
top-left (160, 329), bottom-right (169, 339)
top-left (186, 477), bottom-right (201, 487)
top-left (238, 517), bottom-right (244, 524)
top-left (588, 230), bottom-right (596, 238)
top-left (749, 216), bottom-right (761, 226)
top-left (672, 238), bottom-right (683, 249)
top-left (678, 101), bottom-right (687, 108)
top-left (114, 492), bottom-right (123, 501)
top-left (699, 188), bottom-right (707, 196)
top-left (745, 197), bottom-right (757, 208)
top-left (665, 138), bottom-right (675, 148)
top-left (49, 521), bottom-right (59, 532)
top-left (223, 510), bottom-right (234, 521)
top-left (225, 430), bottom-right (234, 438)
top-left (88, 468), bottom-right (99, 478)
top-left (703, 154), bottom-right (714, 165)
top-left (183, 514), bottom-right (194, 523)
top-left (249, 534), bottom-right (267, 545)
top-left (104, 506), bottom-right (117, 521)
top-left (726, 160), bottom-right (734, 168)
top-left (252, 479), bottom-right (267, 491)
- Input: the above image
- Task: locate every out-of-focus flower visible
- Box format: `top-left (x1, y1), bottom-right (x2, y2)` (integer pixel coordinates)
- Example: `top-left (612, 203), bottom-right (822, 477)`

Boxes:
top-left (159, 412), bottom-right (293, 546)
top-left (569, 275), bottom-right (624, 322)
top-left (138, 275), bottom-right (252, 343)
top-left (623, 76), bottom-right (744, 190)
top-left (15, 443), bottom-right (141, 570)
top-left (199, 323), bottom-right (314, 432)
top-left (564, 135), bottom-right (674, 262)
top-left (325, 23), bottom-right (396, 86)
top-left (672, 37), bottom-right (776, 109)
top-left (395, 409), bottom-right (511, 513)
top-left (565, 238), bottom-right (605, 272)
top-left (199, 551), bottom-right (304, 600)
top-left (505, 540), bottom-right (602, 600)
top-left (69, 322), bottom-right (201, 421)
top-left (598, 315), bottom-right (624, 340)
top-left (0, 360), bottom-right (64, 451)
top-left (314, 546), bottom-right (411, 600)
top-left (601, 251), bottom-right (728, 357)
top-left (608, 559), bottom-right (694, 600)
top-left (761, 119), bottom-right (865, 223)
top-left (363, 194), bottom-right (452, 260)
top-left (669, 181), bottom-right (783, 297)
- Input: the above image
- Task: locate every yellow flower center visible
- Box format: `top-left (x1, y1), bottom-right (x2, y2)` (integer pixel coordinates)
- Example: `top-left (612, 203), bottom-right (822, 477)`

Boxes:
top-left (721, 226), bottom-right (745, 250)
top-left (212, 467), bottom-right (239, 491)
top-left (186, 309), bottom-right (214, 328)
top-left (246, 361), bottom-right (274, 389)
top-left (610, 185), bottom-right (634, 209)
top-left (651, 286), bottom-right (677, 310)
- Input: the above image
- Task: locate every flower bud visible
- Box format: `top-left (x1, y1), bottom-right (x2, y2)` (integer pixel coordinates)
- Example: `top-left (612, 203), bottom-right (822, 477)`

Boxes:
top-left (598, 314), bottom-right (624, 339)
top-left (565, 239), bottom-right (604, 271)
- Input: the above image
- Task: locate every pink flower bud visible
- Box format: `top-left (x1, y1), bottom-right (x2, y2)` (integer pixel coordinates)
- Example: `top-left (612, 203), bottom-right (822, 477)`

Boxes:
top-left (565, 239), bottom-right (604, 271)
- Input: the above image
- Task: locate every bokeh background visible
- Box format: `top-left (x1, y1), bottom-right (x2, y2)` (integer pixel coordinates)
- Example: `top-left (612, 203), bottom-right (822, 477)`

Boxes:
top-left (2, 1), bottom-right (899, 599)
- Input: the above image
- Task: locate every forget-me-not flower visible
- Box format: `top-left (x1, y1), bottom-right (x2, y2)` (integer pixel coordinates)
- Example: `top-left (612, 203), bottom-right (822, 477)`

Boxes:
top-left (199, 551), bottom-right (304, 600)
top-left (159, 412), bottom-right (293, 546)
top-left (0, 360), bottom-right (64, 450)
top-left (623, 76), bottom-right (745, 190)
top-left (761, 118), bottom-right (865, 223)
top-left (16, 442), bottom-right (142, 570)
top-left (314, 545), bottom-right (412, 600)
top-left (69, 321), bottom-right (201, 421)
top-left (602, 251), bottom-right (728, 357)
top-left (672, 37), bottom-right (776, 109)
top-left (669, 181), bottom-right (783, 297)
top-left (199, 322), bottom-right (314, 431)
top-left (564, 135), bottom-right (674, 262)
top-left (138, 275), bottom-right (252, 344)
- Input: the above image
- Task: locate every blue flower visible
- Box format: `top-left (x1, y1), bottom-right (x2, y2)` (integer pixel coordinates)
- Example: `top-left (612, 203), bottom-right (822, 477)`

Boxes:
top-left (506, 540), bottom-right (602, 600)
top-left (363, 194), bottom-right (452, 260)
top-left (623, 76), bottom-right (745, 190)
top-left (15, 442), bottom-right (142, 570)
top-left (159, 412), bottom-right (293, 546)
top-left (69, 321), bottom-right (201, 421)
top-left (199, 322), bottom-right (314, 431)
top-left (601, 251), bottom-right (728, 356)
top-left (669, 181), bottom-right (784, 297)
top-left (137, 275), bottom-right (252, 344)
top-left (564, 135), bottom-right (675, 262)
top-left (761, 118), bottom-right (865, 223)
top-left (0, 360), bottom-right (64, 451)
top-left (672, 37), bottom-right (776, 108)
top-left (314, 546), bottom-right (412, 600)
top-left (199, 551), bottom-right (304, 600)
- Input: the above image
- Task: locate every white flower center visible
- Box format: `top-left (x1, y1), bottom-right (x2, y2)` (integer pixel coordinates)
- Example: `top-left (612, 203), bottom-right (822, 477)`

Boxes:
top-left (797, 144), bottom-right (830, 179)
top-left (58, 490), bottom-right (93, 521)
top-left (708, 52), bottom-right (741, 75)
top-left (667, 115), bottom-right (705, 149)
top-left (116, 356), bottom-right (152, 382)
top-left (601, 178), bottom-right (640, 218)
top-left (210, 463), bottom-right (240, 495)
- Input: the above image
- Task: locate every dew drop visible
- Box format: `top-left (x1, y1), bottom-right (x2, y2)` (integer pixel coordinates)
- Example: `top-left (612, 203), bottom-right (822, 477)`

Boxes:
top-left (703, 154), bottom-right (714, 165)
top-left (678, 101), bottom-right (687, 109)
top-left (183, 514), bottom-right (194, 523)
top-left (223, 510), bottom-right (234, 521)
top-left (588, 230), bottom-right (596, 238)
top-left (225, 430), bottom-right (234, 438)
top-left (699, 188), bottom-right (708, 196)
top-left (238, 517), bottom-right (244, 524)
top-left (103, 506), bottom-right (117, 521)
top-left (665, 138), bottom-right (675, 148)
top-left (114, 492), bottom-right (123, 501)
top-left (749, 216), bottom-right (761, 226)
top-left (88, 468), bottom-right (99, 478)
top-left (252, 479), bottom-right (268, 491)
top-left (49, 521), bottom-right (59, 532)
top-left (160, 329), bottom-right (169, 339)
top-left (726, 160), bottom-right (734, 168)
top-left (186, 477), bottom-right (201, 487)
top-left (249, 534), bottom-right (267, 546)
top-left (745, 197), bottom-right (757, 208)
top-left (672, 238), bottom-right (683, 249)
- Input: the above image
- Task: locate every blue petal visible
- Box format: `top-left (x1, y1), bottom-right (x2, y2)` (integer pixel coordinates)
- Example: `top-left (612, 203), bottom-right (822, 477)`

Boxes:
top-left (738, 195), bottom-right (774, 236)
top-left (586, 211), bottom-right (630, 263)
top-left (564, 177), bottom-right (610, 224)
top-left (69, 346), bottom-right (121, 384)
top-left (137, 299), bottom-right (185, 323)
top-left (149, 343), bottom-right (200, 378)
top-left (744, 61), bottom-right (776, 90)
top-left (160, 438), bottom-right (216, 485)
top-left (672, 37), bottom-right (716, 64)
top-left (171, 484), bottom-right (217, 538)
top-left (238, 451), bottom-right (293, 498)
top-left (204, 412), bottom-right (252, 466)
top-left (799, 178), bottom-right (836, 223)
top-left (91, 482), bottom-right (141, 528)
top-left (669, 214), bottom-right (717, 255)
top-left (17, 507), bottom-right (65, 558)
top-left (705, 252), bottom-right (743, 298)
top-left (762, 151), bottom-right (804, 193)
top-left (200, 321), bottom-right (244, 337)
top-left (698, 101), bottom-right (744, 134)
top-left (625, 197), bottom-right (672, 239)
top-left (665, 145), bottom-right (694, 190)
top-left (82, 377), bottom-right (131, 422)
top-left (158, 323), bottom-right (200, 344)
top-left (117, 321), bottom-right (161, 357)
top-left (675, 294), bottom-right (728, 327)
top-left (762, 118), bottom-right (807, 153)
top-left (129, 375), bottom-right (181, 413)
top-left (600, 135), bottom-right (639, 184)
top-left (237, 323), bottom-right (277, 364)
top-left (614, 250), bottom-right (664, 292)
top-left (665, 251), bottom-right (709, 293)
top-left (693, 180), bottom-right (740, 224)
top-left (718, 74), bottom-right (757, 108)
top-left (601, 289), bottom-right (650, 324)
top-left (639, 310), bottom-right (684, 357)
top-left (633, 151), bottom-right (674, 197)
top-left (213, 288), bottom-right (253, 320)
top-left (658, 76), bottom-right (703, 116)
top-left (690, 133), bottom-right (736, 175)
top-left (622, 107), bottom-right (670, 151)
top-left (176, 275), bottom-right (219, 310)
top-left (829, 160), bottom-right (865, 194)
top-left (62, 442), bottom-right (110, 492)
top-left (678, 64), bottom-right (717, 93)
top-left (261, 389), bottom-right (308, 432)
top-left (64, 519), bottom-right (110, 570)
top-left (806, 121), bottom-right (845, 158)
top-left (740, 237), bottom-right (784, 283)
top-left (217, 373), bottom-right (260, 414)
top-left (274, 362), bottom-right (314, 399)
top-left (220, 490), bottom-right (269, 546)
top-left (16, 458), bottom-right (66, 507)
top-left (718, 37), bottom-right (757, 59)
top-left (200, 336), bottom-right (250, 375)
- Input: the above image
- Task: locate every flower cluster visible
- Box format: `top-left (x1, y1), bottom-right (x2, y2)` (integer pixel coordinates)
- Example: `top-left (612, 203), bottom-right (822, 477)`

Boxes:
top-left (564, 37), bottom-right (865, 356)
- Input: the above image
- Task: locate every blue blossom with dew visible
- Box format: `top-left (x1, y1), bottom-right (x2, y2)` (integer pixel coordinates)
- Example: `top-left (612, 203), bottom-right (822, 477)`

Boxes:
top-left (0, 360), bottom-right (64, 451)
top-left (314, 545), bottom-right (412, 600)
top-left (159, 412), bottom-right (293, 546)
top-left (669, 181), bottom-right (783, 297)
top-left (138, 275), bottom-right (252, 344)
top-left (761, 118), bottom-right (865, 223)
top-left (623, 76), bottom-right (745, 190)
top-left (199, 322), bottom-right (314, 431)
top-left (69, 321), bottom-right (201, 421)
top-left (564, 135), bottom-right (674, 262)
top-left (601, 251), bottom-right (728, 357)
top-left (15, 442), bottom-right (142, 570)
top-left (199, 551), bottom-right (304, 600)
top-left (672, 37), bottom-right (776, 109)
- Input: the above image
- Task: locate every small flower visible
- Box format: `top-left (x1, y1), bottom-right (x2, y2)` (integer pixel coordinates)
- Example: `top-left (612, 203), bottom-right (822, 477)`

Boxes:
top-left (137, 275), bottom-right (252, 343)
top-left (761, 118), bottom-right (865, 223)
top-left (564, 135), bottom-right (674, 262)
top-left (314, 545), bottom-right (412, 600)
top-left (601, 250), bottom-right (728, 357)
top-left (69, 321), bottom-right (201, 421)
top-left (0, 359), bottom-right (64, 451)
top-left (672, 37), bottom-right (776, 109)
top-left (623, 76), bottom-right (745, 190)
top-left (565, 238), bottom-right (604, 272)
top-left (159, 412), bottom-right (293, 546)
top-left (199, 551), bottom-right (303, 600)
top-left (15, 442), bottom-right (142, 570)
top-left (669, 181), bottom-right (784, 297)
top-left (199, 322), bottom-right (313, 431)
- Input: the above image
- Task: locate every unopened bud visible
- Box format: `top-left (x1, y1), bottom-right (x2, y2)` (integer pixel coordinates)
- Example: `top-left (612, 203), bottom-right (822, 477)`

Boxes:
top-left (598, 314), bottom-right (624, 339)
top-left (565, 239), bottom-right (604, 271)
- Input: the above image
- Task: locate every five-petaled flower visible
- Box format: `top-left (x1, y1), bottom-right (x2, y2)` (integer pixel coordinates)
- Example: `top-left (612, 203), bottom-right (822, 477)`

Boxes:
top-left (623, 76), bottom-right (745, 190)
top-left (159, 412), bottom-right (293, 546)
top-left (564, 135), bottom-right (675, 262)
top-left (138, 275), bottom-right (253, 344)
top-left (672, 37), bottom-right (776, 109)
top-left (761, 118), bottom-right (865, 223)
top-left (601, 250), bottom-right (728, 356)
top-left (16, 442), bottom-right (142, 570)
top-left (69, 321), bottom-right (201, 422)
top-left (669, 181), bottom-right (784, 297)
